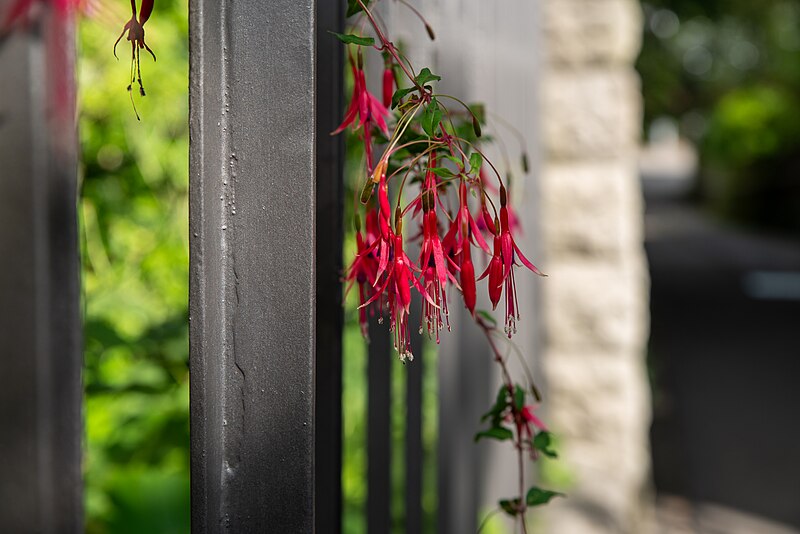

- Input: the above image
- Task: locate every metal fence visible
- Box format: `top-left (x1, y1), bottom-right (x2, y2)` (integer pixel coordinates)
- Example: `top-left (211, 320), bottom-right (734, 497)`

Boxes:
top-left (0, 1), bottom-right (515, 532)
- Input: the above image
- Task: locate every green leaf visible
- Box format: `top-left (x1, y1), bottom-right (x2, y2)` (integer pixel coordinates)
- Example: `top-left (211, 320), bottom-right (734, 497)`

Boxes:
top-left (392, 87), bottom-right (415, 109)
top-left (476, 310), bottom-right (496, 327)
top-left (329, 32), bottom-right (375, 46)
top-left (532, 431), bottom-right (558, 459)
top-left (526, 487), bottom-right (564, 507)
top-left (499, 498), bottom-right (521, 517)
top-left (430, 167), bottom-right (456, 178)
top-left (474, 427), bottom-right (513, 442)
top-left (514, 385), bottom-right (526, 411)
top-left (346, 0), bottom-right (371, 17)
top-left (469, 152), bottom-right (483, 174)
top-left (421, 97), bottom-right (443, 137)
top-left (443, 154), bottom-right (463, 167)
top-left (481, 385), bottom-right (510, 422)
top-left (414, 67), bottom-right (442, 86)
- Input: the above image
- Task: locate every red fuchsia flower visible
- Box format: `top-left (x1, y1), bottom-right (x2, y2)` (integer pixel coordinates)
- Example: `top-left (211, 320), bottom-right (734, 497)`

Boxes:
top-left (520, 405), bottom-right (547, 443)
top-left (488, 184), bottom-right (544, 337)
top-left (334, 56), bottom-right (390, 174)
top-left (460, 235), bottom-right (477, 315)
top-left (114, 0), bottom-right (156, 118)
top-left (361, 225), bottom-right (429, 361)
top-left (382, 64), bottom-right (394, 109)
top-left (333, 55), bottom-right (390, 137)
top-left (345, 215), bottom-right (380, 339)
top-left (479, 231), bottom-right (504, 310)
top-left (442, 180), bottom-right (491, 270)
top-left (418, 186), bottom-right (453, 341)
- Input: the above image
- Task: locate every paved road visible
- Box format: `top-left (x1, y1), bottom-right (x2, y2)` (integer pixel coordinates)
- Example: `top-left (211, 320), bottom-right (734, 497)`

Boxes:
top-left (646, 196), bottom-right (800, 530)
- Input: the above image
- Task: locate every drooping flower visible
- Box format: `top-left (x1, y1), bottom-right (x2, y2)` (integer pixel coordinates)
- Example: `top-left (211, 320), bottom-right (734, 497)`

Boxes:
top-left (114, 0), bottom-right (156, 118)
top-left (345, 214), bottom-right (380, 339)
top-left (362, 228), bottom-right (427, 361)
top-left (479, 231), bottom-right (504, 310)
top-left (333, 55), bottom-right (390, 137)
top-left (419, 196), bottom-right (451, 341)
top-left (520, 404), bottom-right (547, 439)
top-left (489, 184), bottom-right (544, 337)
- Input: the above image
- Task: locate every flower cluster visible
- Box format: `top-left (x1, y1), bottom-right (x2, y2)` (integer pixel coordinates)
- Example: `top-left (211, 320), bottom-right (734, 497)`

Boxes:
top-left (337, 1), bottom-right (559, 527)
top-left (337, 35), bottom-right (543, 362)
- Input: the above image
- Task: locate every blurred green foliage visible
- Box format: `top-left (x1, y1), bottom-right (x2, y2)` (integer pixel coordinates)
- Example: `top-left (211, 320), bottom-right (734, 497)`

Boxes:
top-left (79, 1), bottom-right (190, 532)
top-left (638, 0), bottom-right (800, 231)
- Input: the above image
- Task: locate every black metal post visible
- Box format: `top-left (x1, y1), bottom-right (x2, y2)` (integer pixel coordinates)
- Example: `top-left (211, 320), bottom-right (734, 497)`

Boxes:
top-left (405, 299), bottom-right (424, 534)
top-left (0, 8), bottom-right (82, 533)
top-left (367, 318), bottom-right (393, 534)
top-left (189, 0), bottom-right (323, 531)
top-left (315, 2), bottom-right (346, 533)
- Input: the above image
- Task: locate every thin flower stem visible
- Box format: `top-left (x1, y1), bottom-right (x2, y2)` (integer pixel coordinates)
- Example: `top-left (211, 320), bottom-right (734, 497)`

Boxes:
top-left (357, 0), bottom-right (426, 94)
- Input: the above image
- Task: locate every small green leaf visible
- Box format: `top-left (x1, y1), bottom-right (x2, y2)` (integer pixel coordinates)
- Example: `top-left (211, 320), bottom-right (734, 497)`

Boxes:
top-left (474, 427), bottom-right (513, 443)
top-left (532, 431), bottom-right (558, 459)
top-left (430, 167), bottom-right (455, 178)
top-left (329, 32), bottom-right (375, 46)
top-left (514, 385), bottom-right (526, 411)
top-left (391, 87), bottom-right (415, 109)
top-left (481, 385), bottom-right (510, 422)
top-left (414, 67), bottom-right (441, 86)
top-left (499, 498), bottom-right (521, 517)
top-left (469, 152), bottom-right (483, 174)
top-left (476, 310), bottom-right (496, 327)
top-left (421, 98), bottom-right (443, 137)
top-left (526, 487), bottom-right (564, 507)
top-left (443, 154), bottom-right (463, 166)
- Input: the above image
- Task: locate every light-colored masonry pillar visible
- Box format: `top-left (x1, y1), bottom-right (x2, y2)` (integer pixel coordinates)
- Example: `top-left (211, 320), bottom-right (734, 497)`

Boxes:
top-left (538, 1), bottom-right (655, 533)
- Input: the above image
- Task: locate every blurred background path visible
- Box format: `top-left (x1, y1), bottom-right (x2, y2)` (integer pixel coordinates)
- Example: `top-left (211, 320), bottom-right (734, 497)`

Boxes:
top-left (644, 175), bottom-right (800, 532)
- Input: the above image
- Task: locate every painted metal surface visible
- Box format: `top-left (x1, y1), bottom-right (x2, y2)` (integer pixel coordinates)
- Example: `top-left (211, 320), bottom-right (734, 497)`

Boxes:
top-left (315, 1), bottom-right (346, 532)
top-left (0, 7), bottom-right (82, 533)
top-left (189, 0), bottom-right (320, 530)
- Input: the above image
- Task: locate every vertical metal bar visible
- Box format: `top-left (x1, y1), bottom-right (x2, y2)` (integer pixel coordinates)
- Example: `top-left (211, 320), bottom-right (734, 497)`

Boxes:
top-left (189, 0), bottom-right (318, 531)
top-left (0, 8), bottom-right (81, 534)
top-left (367, 318), bottom-right (392, 534)
top-left (406, 301), bottom-right (424, 534)
top-left (315, 1), bottom-right (345, 533)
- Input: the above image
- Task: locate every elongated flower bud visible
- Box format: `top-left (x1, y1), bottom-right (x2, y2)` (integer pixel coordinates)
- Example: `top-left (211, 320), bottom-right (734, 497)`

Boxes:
top-left (382, 67), bottom-right (394, 108)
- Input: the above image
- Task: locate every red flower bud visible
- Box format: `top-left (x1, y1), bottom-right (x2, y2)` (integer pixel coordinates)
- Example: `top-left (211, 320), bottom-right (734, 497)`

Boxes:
top-left (382, 67), bottom-right (394, 108)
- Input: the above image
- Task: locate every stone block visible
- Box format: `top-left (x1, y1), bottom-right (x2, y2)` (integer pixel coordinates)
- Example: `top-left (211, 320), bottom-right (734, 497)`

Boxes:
top-left (543, 0), bottom-right (643, 66)
top-left (542, 68), bottom-right (642, 161)
top-left (541, 161), bottom-right (645, 261)
top-left (540, 261), bottom-right (649, 354)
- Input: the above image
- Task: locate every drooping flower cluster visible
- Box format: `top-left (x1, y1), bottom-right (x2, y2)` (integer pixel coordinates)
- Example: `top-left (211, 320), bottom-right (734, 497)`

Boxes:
top-left (337, 1), bottom-right (559, 525)
top-left (337, 43), bottom-right (544, 361)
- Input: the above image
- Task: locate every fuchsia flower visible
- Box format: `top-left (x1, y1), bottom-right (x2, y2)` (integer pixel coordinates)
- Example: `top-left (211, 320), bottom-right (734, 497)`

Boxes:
top-left (520, 405), bottom-right (547, 438)
top-left (361, 228), bottom-right (429, 361)
top-left (114, 0), bottom-right (156, 118)
top-left (333, 56), bottom-right (390, 137)
top-left (480, 184), bottom-right (544, 337)
top-left (345, 216), bottom-right (380, 339)
top-left (419, 178), bottom-right (453, 341)
top-left (382, 66), bottom-right (394, 109)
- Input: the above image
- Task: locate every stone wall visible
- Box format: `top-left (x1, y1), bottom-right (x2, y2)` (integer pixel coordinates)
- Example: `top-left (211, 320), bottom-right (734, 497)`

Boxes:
top-left (539, 1), bottom-right (654, 533)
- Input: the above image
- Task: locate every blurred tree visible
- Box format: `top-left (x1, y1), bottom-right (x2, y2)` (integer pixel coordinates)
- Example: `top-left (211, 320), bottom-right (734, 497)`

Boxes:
top-left (638, 0), bottom-right (800, 231)
top-left (78, 1), bottom-right (190, 532)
